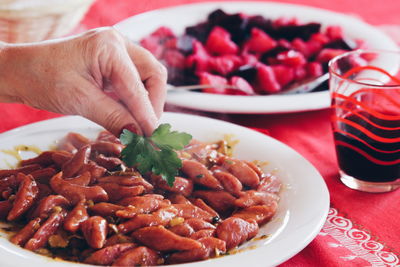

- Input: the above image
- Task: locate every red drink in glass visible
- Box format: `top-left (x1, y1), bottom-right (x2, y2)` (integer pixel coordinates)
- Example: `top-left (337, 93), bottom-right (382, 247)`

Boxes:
top-left (330, 50), bottom-right (400, 192)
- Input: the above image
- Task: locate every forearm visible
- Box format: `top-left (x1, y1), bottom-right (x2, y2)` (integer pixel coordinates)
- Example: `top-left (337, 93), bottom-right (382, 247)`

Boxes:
top-left (0, 42), bottom-right (22, 103)
top-left (0, 42), bottom-right (43, 104)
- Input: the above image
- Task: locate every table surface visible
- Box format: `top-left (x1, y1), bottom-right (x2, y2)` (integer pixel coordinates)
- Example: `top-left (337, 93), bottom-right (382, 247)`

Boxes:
top-left (1, 0), bottom-right (400, 266)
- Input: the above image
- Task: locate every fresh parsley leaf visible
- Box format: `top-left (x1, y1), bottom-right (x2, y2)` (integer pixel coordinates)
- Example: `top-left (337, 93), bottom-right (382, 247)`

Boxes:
top-left (151, 124), bottom-right (192, 150)
top-left (120, 124), bottom-right (192, 186)
top-left (119, 129), bottom-right (136, 145)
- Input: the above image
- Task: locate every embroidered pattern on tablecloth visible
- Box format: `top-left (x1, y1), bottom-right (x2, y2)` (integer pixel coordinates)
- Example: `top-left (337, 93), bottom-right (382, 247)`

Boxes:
top-left (318, 208), bottom-right (399, 266)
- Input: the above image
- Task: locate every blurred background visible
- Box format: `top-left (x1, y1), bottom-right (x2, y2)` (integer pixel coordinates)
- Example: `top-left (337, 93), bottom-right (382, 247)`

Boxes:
top-left (0, 0), bottom-right (398, 43)
top-left (82, 0), bottom-right (400, 27)
top-left (0, 0), bottom-right (95, 42)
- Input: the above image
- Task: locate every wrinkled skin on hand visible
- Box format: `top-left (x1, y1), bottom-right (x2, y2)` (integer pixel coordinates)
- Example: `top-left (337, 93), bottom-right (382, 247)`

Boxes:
top-left (0, 27), bottom-right (167, 136)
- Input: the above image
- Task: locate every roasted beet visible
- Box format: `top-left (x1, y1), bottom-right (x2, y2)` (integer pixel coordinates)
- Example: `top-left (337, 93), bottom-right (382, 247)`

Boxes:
top-left (246, 15), bottom-right (274, 33)
top-left (208, 9), bottom-right (248, 43)
top-left (229, 64), bottom-right (258, 82)
top-left (273, 23), bottom-right (321, 41)
top-left (185, 22), bottom-right (212, 43)
top-left (141, 9), bottom-right (358, 95)
top-left (260, 45), bottom-right (291, 64)
top-left (324, 38), bottom-right (358, 50)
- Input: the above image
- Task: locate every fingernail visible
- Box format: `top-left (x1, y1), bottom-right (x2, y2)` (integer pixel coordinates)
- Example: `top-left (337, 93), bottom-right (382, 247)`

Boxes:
top-left (120, 123), bottom-right (141, 136)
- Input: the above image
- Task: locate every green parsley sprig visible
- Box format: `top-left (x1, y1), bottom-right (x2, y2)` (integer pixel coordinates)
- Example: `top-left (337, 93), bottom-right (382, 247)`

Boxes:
top-left (120, 123), bottom-right (192, 186)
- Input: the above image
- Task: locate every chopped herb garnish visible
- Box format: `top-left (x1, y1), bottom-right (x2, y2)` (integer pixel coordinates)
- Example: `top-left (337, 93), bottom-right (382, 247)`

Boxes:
top-left (195, 174), bottom-right (204, 179)
top-left (225, 159), bottom-right (234, 165)
top-left (120, 123), bottom-right (192, 186)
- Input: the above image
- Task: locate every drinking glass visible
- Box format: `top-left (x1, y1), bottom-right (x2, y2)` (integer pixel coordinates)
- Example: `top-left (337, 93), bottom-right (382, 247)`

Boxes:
top-left (329, 50), bottom-right (400, 192)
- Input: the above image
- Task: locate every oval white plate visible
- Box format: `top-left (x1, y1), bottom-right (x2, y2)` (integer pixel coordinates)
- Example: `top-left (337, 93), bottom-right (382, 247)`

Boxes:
top-left (0, 113), bottom-right (329, 267)
top-left (114, 1), bottom-right (398, 114)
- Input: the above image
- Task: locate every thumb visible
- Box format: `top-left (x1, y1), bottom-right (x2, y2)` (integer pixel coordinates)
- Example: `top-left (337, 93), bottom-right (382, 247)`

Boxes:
top-left (77, 89), bottom-right (143, 137)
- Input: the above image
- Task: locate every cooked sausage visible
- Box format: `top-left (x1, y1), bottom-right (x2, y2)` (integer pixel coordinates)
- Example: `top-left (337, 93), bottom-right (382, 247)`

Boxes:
top-left (8, 173), bottom-right (39, 221)
top-left (190, 229), bottom-right (216, 240)
top-left (190, 198), bottom-right (219, 218)
top-left (19, 152), bottom-right (54, 167)
top-left (216, 217), bottom-right (258, 249)
top-left (0, 164), bottom-right (41, 179)
top-left (24, 210), bottom-right (67, 251)
top-left (98, 183), bottom-right (144, 202)
top-left (29, 195), bottom-right (70, 219)
top-left (1, 132), bottom-right (281, 266)
top-left (168, 223), bottom-right (195, 237)
top-left (80, 161), bottom-right (107, 182)
top-left (233, 204), bottom-right (278, 225)
top-left (89, 202), bottom-right (124, 217)
top-left (172, 204), bottom-right (213, 222)
top-left (62, 132), bottom-right (91, 150)
top-left (91, 141), bottom-right (124, 157)
top-left (85, 243), bottom-right (137, 265)
top-left (98, 175), bottom-right (153, 192)
top-left (234, 190), bottom-right (279, 208)
top-left (185, 218), bottom-right (216, 231)
top-left (50, 172), bottom-right (108, 205)
top-left (36, 183), bottom-right (52, 200)
top-left (81, 216), bottom-right (108, 249)
top-left (132, 226), bottom-right (202, 251)
top-left (94, 154), bottom-right (123, 170)
top-left (0, 199), bottom-right (13, 219)
top-left (244, 161), bottom-right (263, 177)
top-left (192, 190), bottom-right (236, 215)
top-left (167, 237), bottom-right (226, 264)
top-left (181, 160), bottom-right (223, 190)
top-left (118, 206), bottom-right (178, 234)
top-left (96, 130), bottom-right (121, 144)
top-left (116, 196), bottom-right (169, 219)
top-left (57, 141), bottom-right (76, 154)
top-left (62, 145), bottom-right (91, 178)
top-left (1, 187), bottom-right (12, 200)
top-left (118, 194), bottom-right (164, 205)
top-left (63, 199), bottom-right (89, 233)
top-left (218, 157), bottom-right (260, 188)
top-left (212, 167), bottom-right (243, 196)
top-left (64, 171), bottom-right (91, 186)
top-left (167, 193), bottom-right (192, 205)
top-left (152, 175), bottom-right (193, 197)
top-left (51, 151), bottom-right (73, 168)
top-left (104, 234), bottom-right (135, 247)
top-left (0, 175), bottom-right (20, 193)
top-left (179, 140), bottom-right (211, 165)
top-left (257, 174), bottom-right (281, 194)
top-left (112, 246), bottom-right (160, 266)
top-left (10, 217), bottom-right (42, 246)
top-left (29, 168), bottom-right (57, 184)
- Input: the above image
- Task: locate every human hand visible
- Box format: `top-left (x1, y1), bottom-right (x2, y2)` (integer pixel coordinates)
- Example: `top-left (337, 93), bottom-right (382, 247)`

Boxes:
top-left (0, 27), bottom-right (167, 136)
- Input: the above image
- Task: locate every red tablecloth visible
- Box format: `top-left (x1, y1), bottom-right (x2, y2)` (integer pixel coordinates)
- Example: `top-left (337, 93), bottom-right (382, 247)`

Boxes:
top-left (1, 0), bottom-right (400, 266)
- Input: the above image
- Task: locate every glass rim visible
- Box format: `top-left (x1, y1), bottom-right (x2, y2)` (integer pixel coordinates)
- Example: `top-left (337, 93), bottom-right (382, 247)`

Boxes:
top-left (328, 49), bottom-right (400, 88)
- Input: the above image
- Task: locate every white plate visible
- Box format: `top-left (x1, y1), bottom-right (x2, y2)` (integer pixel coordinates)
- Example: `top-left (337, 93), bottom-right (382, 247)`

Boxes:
top-left (0, 113), bottom-right (329, 267)
top-left (114, 1), bottom-right (399, 114)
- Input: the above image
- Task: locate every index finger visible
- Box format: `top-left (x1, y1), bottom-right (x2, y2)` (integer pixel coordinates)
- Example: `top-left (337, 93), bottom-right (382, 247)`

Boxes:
top-left (107, 47), bottom-right (158, 136)
top-left (124, 40), bottom-right (168, 119)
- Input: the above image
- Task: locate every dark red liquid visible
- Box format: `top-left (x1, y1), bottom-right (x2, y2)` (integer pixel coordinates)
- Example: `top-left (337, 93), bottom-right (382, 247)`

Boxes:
top-left (332, 109), bottom-right (400, 183)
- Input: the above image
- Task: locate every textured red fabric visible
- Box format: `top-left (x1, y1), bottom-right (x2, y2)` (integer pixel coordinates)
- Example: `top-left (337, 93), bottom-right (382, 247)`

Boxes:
top-left (1, 0), bottom-right (400, 265)
top-left (81, 0), bottom-right (400, 27)
top-left (0, 104), bottom-right (61, 133)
